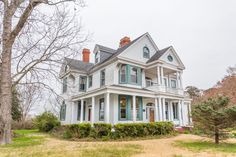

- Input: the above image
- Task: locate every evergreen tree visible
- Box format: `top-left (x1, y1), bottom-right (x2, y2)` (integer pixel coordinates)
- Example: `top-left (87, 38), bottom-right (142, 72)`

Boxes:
top-left (193, 96), bottom-right (236, 144)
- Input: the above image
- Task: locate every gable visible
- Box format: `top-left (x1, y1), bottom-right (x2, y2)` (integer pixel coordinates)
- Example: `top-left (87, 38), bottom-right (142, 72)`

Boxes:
top-left (159, 47), bottom-right (185, 69)
top-left (118, 33), bottom-right (159, 63)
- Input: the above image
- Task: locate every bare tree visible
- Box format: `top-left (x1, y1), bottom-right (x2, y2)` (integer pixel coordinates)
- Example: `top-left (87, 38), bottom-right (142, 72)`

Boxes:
top-left (0, 0), bottom-right (88, 144)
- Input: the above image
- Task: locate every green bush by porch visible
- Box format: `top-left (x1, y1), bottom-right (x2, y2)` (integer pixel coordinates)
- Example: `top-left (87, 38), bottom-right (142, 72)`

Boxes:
top-left (55, 121), bottom-right (174, 140)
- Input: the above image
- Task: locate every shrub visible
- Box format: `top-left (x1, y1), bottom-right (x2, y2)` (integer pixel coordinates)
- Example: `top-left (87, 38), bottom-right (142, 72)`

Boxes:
top-left (63, 123), bottom-right (91, 139)
top-left (90, 123), bottom-right (112, 138)
top-left (114, 122), bottom-right (174, 138)
top-left (33, 112), bottom-right (60, 132)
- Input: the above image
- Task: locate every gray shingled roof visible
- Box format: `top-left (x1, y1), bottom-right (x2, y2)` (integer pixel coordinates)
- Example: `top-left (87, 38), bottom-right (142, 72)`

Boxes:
top-left (96, 44), bottom-right (116, 54)
top-left (65, 58), bottom-right (94, 72)
top-left (146, 46), bottom-right (171, 63)
top-left (64, 32), bottom-right (153, 72)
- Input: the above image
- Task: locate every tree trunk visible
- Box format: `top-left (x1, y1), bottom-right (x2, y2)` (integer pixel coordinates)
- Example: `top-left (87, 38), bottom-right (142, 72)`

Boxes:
top-left (0, 6), bottom-right (13, 145)
top-left (215, 129), bottom-right (219, 144)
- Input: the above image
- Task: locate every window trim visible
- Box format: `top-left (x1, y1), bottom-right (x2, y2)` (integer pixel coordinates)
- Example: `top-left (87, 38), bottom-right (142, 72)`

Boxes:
top-left (100, 69), bottom-right (105, 87)
top-left (170, 79), bottom-right (177, 89)
top-left (79, 76), bottom-right (87, 92)
top-left (62, 77), bottom-right (67, 93)
top-left (88, 75), bottom-right (93, 88)
top-left (172, 102), bottom-right (178, 120)
top-left (119, 64), bottom-right (128, 84)
top-left (60, 101), bottom-right (66, 121)
top-left (95, 52), bottom-right (99, 64)
top-left (119, 64), bottom-right (142, 86)
top-left (99, 98), bottom-right (105, 121)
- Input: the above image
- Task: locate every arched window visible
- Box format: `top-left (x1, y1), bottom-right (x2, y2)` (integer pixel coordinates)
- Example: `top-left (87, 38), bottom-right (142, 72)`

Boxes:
top-left (143, 46), bottom-right (150, 58)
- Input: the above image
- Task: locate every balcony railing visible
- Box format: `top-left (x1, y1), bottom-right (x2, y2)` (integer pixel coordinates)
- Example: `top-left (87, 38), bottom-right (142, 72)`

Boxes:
top-left (145, 80), bottom-right (184, 95)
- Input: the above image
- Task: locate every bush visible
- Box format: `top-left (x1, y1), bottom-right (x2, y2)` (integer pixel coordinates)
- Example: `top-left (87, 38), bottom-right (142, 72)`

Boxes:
top-left (33, 112), bottom-right (60, 132)
top-left (114, 122), bottom-right (174, 138)
top-left (12, 119), bottom-right (34, 130)
top-left (63, 123), bottom-right (91, 139)
top-left (90, 123), bottom-right (112, 138)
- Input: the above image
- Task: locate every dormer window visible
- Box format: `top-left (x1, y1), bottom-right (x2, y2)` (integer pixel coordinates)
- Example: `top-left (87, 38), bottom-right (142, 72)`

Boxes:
top-left (95, 52), bottom-right (100, 64)
top-left (143, 46), bottom-right (150, 59)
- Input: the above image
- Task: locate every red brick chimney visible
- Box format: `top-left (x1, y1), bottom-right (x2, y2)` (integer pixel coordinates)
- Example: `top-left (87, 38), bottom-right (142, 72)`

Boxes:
top-left (82, 48), bottom-right (90, 63)
top-left (119, 36), bottom-right (131, 48)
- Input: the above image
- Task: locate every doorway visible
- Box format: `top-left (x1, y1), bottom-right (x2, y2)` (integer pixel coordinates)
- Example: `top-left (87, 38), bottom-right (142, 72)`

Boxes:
top-left (146, 103), bottom-right (155, 122)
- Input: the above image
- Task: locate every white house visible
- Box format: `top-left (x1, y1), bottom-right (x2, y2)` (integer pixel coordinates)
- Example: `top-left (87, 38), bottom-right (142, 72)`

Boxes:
top-left (59, 32), bottom-right (192, 127)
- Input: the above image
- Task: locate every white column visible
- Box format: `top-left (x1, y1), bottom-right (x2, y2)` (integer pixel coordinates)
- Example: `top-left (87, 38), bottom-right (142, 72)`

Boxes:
top-left (168, 102), bottom-right (171, 121)
top-left (162, 98), bottom-right (166, 121)
top-left (160, 66), bottom-right (164, 85)
top-left (178, 100), bottom-right (182, 126)
top-left (132, 95), bottom-right (136, 122)
top-left (169, 101), bottom-right (173, 121)
top-left (157, 66), bottom-right (161, 85)
top-left (91, 96), bottom-right (95, 124)
top-left (71, 102), bottom-right (75, 124)
top-left (154, 98), bottom-right (158, 122)
top-left (158, 97), bottom-right (163, 121)
top-left (80, 99), bottom-right (84, 123)
top-left (105, 92), bottom-right (110, 123)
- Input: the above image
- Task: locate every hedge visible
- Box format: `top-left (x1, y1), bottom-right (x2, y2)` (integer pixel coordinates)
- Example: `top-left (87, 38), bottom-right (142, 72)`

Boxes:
top-left (114, 122), bottom-right (174, 138)
top-left (58, 122), bottom-right (174, 140)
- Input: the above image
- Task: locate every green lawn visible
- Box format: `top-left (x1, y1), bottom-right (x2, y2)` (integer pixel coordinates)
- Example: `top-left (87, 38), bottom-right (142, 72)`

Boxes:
top-left (0, 129), bottom-right (142, 157)
top-left (175, 140), bottom-right (236, 153)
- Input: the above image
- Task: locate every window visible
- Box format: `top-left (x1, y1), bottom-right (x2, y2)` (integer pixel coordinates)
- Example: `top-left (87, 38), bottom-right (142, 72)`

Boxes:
top-left (60, 101), bottom-right (66, 121)
top-left (164, 78), bottom-right (167, 86)
top-left (167, 55), bottom-right (173, 62)
top-left (172, 102), bottom-right (178, 119)
top-left (95, 52), bottom-right (99, 63)
top-left (88, 75), bottom-right (93, 88)
top-left (171, 79), bottom-right (177, 88)
top-left (120, 64), bottom-right (127, 83)
top-left (99, 98), bottom-right (105, 121)
top-left (119, 96), bottom-right (127, 120)
top-left (62, 78), bottom-right (67, 93)
top-left (100, 70), bottom-right (105, 86)
top-left (130, 67), bottom-right (138, 83)
top-left (79, 76), bottom-right (87, 91)
top-left (77, 101), bottom-right (81, 121)
top-left (143, 46), bottom-right (150, 58)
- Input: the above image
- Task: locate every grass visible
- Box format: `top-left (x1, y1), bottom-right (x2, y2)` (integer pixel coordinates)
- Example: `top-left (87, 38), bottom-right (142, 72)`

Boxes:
top-left (81, 144), bottom-right (142, 157)
top-left (0, 129), bottom-right (142, 157)
top-left (175, 140), bottom-right (236, 153)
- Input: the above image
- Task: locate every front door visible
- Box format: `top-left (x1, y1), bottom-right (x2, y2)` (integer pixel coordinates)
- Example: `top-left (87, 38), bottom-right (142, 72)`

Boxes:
top-left (149, 108), bottom-right (155, 122)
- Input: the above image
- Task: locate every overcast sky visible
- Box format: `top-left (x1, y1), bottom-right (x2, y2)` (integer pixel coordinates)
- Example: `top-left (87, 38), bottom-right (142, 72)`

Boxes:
top-left (79, 0), bottom-right (236, 90)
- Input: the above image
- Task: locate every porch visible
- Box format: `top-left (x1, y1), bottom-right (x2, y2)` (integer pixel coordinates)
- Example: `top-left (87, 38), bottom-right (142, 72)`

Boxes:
top-left (70, 89), bottom-right (191, 126)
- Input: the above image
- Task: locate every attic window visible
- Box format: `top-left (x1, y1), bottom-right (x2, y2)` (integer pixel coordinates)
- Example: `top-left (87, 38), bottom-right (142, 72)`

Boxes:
top-left (167, 55), bottom-right (173, 62)
top-left (143, 46), bottom-right (150, 59)
top-left (95, 52), bottom-right (99, 64)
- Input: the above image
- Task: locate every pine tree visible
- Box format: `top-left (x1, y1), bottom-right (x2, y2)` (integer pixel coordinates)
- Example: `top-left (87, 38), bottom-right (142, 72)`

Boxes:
top-left (192, 96), bottom-right (236, 144)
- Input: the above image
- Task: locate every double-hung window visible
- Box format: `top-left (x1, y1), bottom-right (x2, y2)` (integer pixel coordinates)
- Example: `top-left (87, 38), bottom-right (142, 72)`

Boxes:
top-left (60, 101), bottom-right (66, 121)
top-left (172, 102), bottom-right (178, 120)
top-left (99, 98), bottom-right (105, 121)
top-left (171, 79), bottom-right (177, 89)
top-left (120, 65), bottom-right (127, 83)
top-left (88, 75), bottom-right (93, 88)
top-left (100, 70), bottom-right (105, 86)
top-left (79, 76), bottom-right (87, 91)
top-left (62, 78), bottom-right (67, 93)
top-left (119, 96), bottom-right (127, 120)
top-left (77, 101), bottom-right (81, 121)
top-left (131, 97), bottom-right (140, 120)
top-left (130, 67), bottom-right (138, 84)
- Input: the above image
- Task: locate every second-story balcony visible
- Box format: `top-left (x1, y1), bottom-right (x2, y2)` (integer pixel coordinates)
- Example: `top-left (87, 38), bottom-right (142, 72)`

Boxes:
top-left (145, 80), bottom-right (184, 95)
top-left (144, 65), bottom-right (184, 96)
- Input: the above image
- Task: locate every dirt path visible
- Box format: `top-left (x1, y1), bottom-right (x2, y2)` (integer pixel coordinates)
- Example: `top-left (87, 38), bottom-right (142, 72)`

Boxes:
top-left (124, 134), bottom-right (236, 157)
